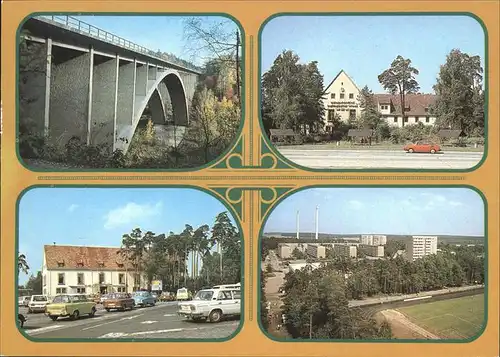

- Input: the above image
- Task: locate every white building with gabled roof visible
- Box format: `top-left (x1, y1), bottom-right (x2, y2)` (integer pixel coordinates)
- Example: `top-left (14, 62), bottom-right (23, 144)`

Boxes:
top-left (322, 70), bottom-right (362, 129)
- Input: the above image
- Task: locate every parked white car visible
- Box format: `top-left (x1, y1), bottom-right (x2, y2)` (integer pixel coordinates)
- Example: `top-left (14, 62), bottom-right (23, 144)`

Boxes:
top-left (178, 283), bottom-right (241, 323)
top-left (28, 295), bottom-right (49, 313)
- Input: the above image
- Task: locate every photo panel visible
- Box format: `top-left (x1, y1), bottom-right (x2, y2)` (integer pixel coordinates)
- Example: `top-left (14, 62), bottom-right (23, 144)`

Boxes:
top-left (259, 14), bottom-right (487, 171)
top-left (259, 186), bottom-right (486, 341)
top-left (17, 14), bottom-right (244, 171)
top-left (16, 186), bottom-right (244, 341)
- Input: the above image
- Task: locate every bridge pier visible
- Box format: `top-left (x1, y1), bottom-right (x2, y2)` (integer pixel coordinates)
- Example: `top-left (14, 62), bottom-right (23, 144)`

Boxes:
top-left (90, 55), bottom-right (118, 147)
top-left (20, 27), bottom-right (199, 156)
top-left (49, 48), bottom-right (92, 144)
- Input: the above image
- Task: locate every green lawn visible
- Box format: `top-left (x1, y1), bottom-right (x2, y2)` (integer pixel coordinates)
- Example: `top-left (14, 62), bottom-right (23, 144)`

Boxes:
top-left (278, 142), bottom-right (484, 152)
top-left (397, 294), bottom-right (485, 339)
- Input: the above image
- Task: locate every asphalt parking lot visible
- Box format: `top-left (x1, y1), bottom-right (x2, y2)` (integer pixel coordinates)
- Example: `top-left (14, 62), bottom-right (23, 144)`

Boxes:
top-left (18, 302), bottom-right (240, 340)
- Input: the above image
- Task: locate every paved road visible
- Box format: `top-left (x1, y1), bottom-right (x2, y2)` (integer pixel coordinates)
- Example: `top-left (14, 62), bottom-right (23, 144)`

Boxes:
top-left (19, 302), bottom-right (239, 339)
top-left (278, 149), bottom-right (483, 169)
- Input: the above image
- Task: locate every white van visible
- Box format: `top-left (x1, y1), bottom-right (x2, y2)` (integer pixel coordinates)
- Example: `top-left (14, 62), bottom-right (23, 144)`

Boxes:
top-left (178, 283), bottom-right (241, 323)
top-left (28, 295), bottom-right (49, 313)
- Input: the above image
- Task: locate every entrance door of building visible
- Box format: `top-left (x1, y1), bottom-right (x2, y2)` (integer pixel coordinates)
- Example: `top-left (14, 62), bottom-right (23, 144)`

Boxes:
top-left (100, 286), bottom-right (107, 294)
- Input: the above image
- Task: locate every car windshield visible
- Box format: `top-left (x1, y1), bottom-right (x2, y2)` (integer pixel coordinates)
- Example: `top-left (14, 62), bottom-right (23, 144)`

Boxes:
top-left (134, 292), bottom-right (148, 297)
top-left (52, 295), bottom-right (70, 304)
top-left (33, 296), bottom-right (47, 302)
top-left (193, 290), bottom-right (214, 300)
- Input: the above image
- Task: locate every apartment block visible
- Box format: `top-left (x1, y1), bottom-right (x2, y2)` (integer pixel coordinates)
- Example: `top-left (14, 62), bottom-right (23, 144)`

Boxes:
top-left (359, 244), bottom-right (384, 257)
top-left (332, 244), bottom-right (357, 258)
top-left (406, 236), bottom-right (438, 260)
top-left (306, 244), bottom-right (326, 259)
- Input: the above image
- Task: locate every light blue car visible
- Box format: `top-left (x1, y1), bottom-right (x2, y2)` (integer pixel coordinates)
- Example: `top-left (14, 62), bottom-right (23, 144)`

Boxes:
top-left (132, 291), bottom-right (156, 307)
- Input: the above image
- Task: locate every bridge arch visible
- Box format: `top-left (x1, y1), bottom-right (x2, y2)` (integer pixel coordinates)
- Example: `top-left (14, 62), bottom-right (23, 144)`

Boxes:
top-left (134, 69), bottom-right (189, 127)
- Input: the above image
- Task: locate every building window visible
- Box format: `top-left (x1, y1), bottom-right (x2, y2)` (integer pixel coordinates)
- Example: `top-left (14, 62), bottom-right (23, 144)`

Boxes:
top-left (349, 93), bottom-right (354, 99)
top-left (349, 110), bottom-right (356, 121)
top-left (76, 287), bottom-right (86, 294)
top-left (58, 273), bottom-right (65, 285)
top-left (119, 273), bottom-right (125, 284)
top-left (426, 117), bottom-right (430, 123)
top-left (340, 93), bottom-right (345, 99)
top-left (77, 262), bottom-right (84, 268)
top-left (393, 118), bottom-right (397, 123)
top-left (134, 276), bottom-right (140, 286)
top-left (98, 262), bottom-right (105, 268)
top-left (77, 273), bottom-right (84, 285)
top-left (57, 262), bottom-right (64, 267)
top-left (56, 287), bottom-right (67, 294)
top-left (327, 109), bottom-right (335, 122)
top-left (43, 275), bottom-right (46, 286)
top-left (99, 273), bottom-right (105, 284)
top-left (330, 93), bottom-right (335, 99)
top-left (415, 117), bottom-right (419, 122)
top-left (404, 117), bottom-right (408, 122)
top-left (117, 287), bottom-right (126, 293)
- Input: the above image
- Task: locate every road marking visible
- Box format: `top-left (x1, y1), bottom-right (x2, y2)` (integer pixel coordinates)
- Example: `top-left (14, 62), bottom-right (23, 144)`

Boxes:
top-left (97, 322), bottom-right (241, 338)
top-left (163, 314), bottom-right (176, 317)
top-left (141, 320), bottom-right (158, 324)
top-left (82, 313), bottom-right (144, 330)
top-left (25, 325), bottom-right (63, 335)
top-left (98, 332), bottom-right (128, 338)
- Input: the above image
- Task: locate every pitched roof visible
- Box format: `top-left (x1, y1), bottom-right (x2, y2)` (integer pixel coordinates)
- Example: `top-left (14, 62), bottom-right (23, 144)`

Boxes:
top-left (374, 93), bottom-right (437, 116)
top-left (438, 129), bottom-right (465, 138)
top-left (44, 245), bottom-right (134, 270)
top-left (323, 69), bottom-right (361, 94)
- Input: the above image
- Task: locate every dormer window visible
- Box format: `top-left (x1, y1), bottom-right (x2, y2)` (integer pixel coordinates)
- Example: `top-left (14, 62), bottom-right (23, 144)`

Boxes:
top-left (98, 261), bottom-right (105, 268)
top-left (424, 107), bottom-right (429, 112)
top-left (117, 263), bottom-right (124, 268)
top-left (77, 262), bottom-right (84, 268)
top-left (57, 260), bottom-right (65, 267)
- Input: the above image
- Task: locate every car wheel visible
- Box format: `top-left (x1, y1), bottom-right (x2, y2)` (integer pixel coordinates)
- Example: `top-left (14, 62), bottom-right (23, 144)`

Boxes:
top-left (89, 307), bottom-right (96, 317)
top-left (208, 309), bottom-right (222, 323)
top-left (151, 301), bottom-right (156, 306)
top-left (71, 310), bottom-right (80, 320)
top-left (28, 308), bottom-right (32, 314)
top-left (430, 149), bottom-right (436, 154)
top-left (19, 318), bottom-right (24, 328)
top-left (408, 148), bottom-right (414, 153)
top-left (105, 308), bottom-right (110, 312)
top-left (49, 315), bottom-right (58, 321)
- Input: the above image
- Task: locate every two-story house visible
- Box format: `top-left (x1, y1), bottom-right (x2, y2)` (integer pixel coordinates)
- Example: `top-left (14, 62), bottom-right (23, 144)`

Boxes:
top-left (322, 70), bottom-right (437, 130)
top-left (42, 244), bottom-right (146, 298)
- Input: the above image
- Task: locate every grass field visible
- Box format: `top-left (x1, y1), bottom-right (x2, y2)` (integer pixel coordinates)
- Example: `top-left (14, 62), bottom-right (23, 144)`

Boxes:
top-left (397, 294), bottom-right (485, 339)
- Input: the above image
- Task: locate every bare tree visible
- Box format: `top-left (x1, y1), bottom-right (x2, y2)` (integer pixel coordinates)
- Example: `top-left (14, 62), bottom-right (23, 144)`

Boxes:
top-left (182, 17), bottom-right (242, 99)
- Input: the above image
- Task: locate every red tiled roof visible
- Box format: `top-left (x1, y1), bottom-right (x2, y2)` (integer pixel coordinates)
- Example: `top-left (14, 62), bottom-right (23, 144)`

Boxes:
top-left (44, 245), bottom-right (134, 270)
top-left (374, 93), bottom-right (437, 116)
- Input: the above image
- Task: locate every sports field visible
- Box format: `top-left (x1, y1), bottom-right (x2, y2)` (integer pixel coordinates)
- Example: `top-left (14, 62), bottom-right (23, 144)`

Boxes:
top-left (397, 294), bottom-right (485, 339)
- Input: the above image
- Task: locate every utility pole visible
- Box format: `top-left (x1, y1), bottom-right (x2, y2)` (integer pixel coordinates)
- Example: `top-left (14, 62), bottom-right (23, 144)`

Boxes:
top-left (235, 30), bottom-right (240, 100)
top-left (296, 210), bottom-right (300, 240)
top-left (315, 205), bottom-right (319, 240)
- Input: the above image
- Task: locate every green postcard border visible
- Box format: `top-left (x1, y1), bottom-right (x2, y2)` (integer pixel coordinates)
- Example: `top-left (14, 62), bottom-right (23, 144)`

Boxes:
top-left (14, 184), bottom-right (245, 343)
top-left (257, 12), bottom-right (489, 173)
top-left (15, 12), bottom-right (246, 173)
top-left (256, 184), bottom-right (488, 343)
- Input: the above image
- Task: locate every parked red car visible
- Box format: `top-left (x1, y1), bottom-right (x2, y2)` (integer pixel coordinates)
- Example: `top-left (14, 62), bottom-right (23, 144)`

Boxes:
top-left (404, 141), bottom-right (441, 154)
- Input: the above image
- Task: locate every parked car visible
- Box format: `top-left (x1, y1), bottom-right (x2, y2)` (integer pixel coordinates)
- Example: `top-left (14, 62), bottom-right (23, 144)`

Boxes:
top-left (45, 294), bottom-right (97, 321)
top-left (103, 293), bottom-right (135, 311)
top-left (21, 296), bottom-right (31, 307)
top-left (27, 295), bottom-right (49, 313)
top-left (18, 296), bottom-right (29, 307)
top-left (176, 287), bottom-right (190, 301)
top-left (178, 283), bottom-right (241, 323)
top-left (100, 294), bottom-right (111, 304)
top-left (403, 141), bottom-right (441, 154)
top-left (132, 291), bottom-right (156, 307)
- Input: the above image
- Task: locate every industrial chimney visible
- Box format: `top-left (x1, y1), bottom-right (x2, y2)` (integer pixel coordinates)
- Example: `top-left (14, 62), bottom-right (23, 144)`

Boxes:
top-left (296, 210), bottom-right (300, 239)
top-left (315, 205), bottom-right (319, 240)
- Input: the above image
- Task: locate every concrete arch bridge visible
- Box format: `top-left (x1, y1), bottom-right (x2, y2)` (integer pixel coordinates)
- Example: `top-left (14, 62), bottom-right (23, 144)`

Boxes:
top-left (19, 15), bottom-right (201, 153)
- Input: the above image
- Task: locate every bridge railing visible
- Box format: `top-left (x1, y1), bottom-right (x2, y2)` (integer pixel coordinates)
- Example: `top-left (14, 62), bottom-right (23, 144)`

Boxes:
top-left (36, 15), bottom-right (202, 73)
